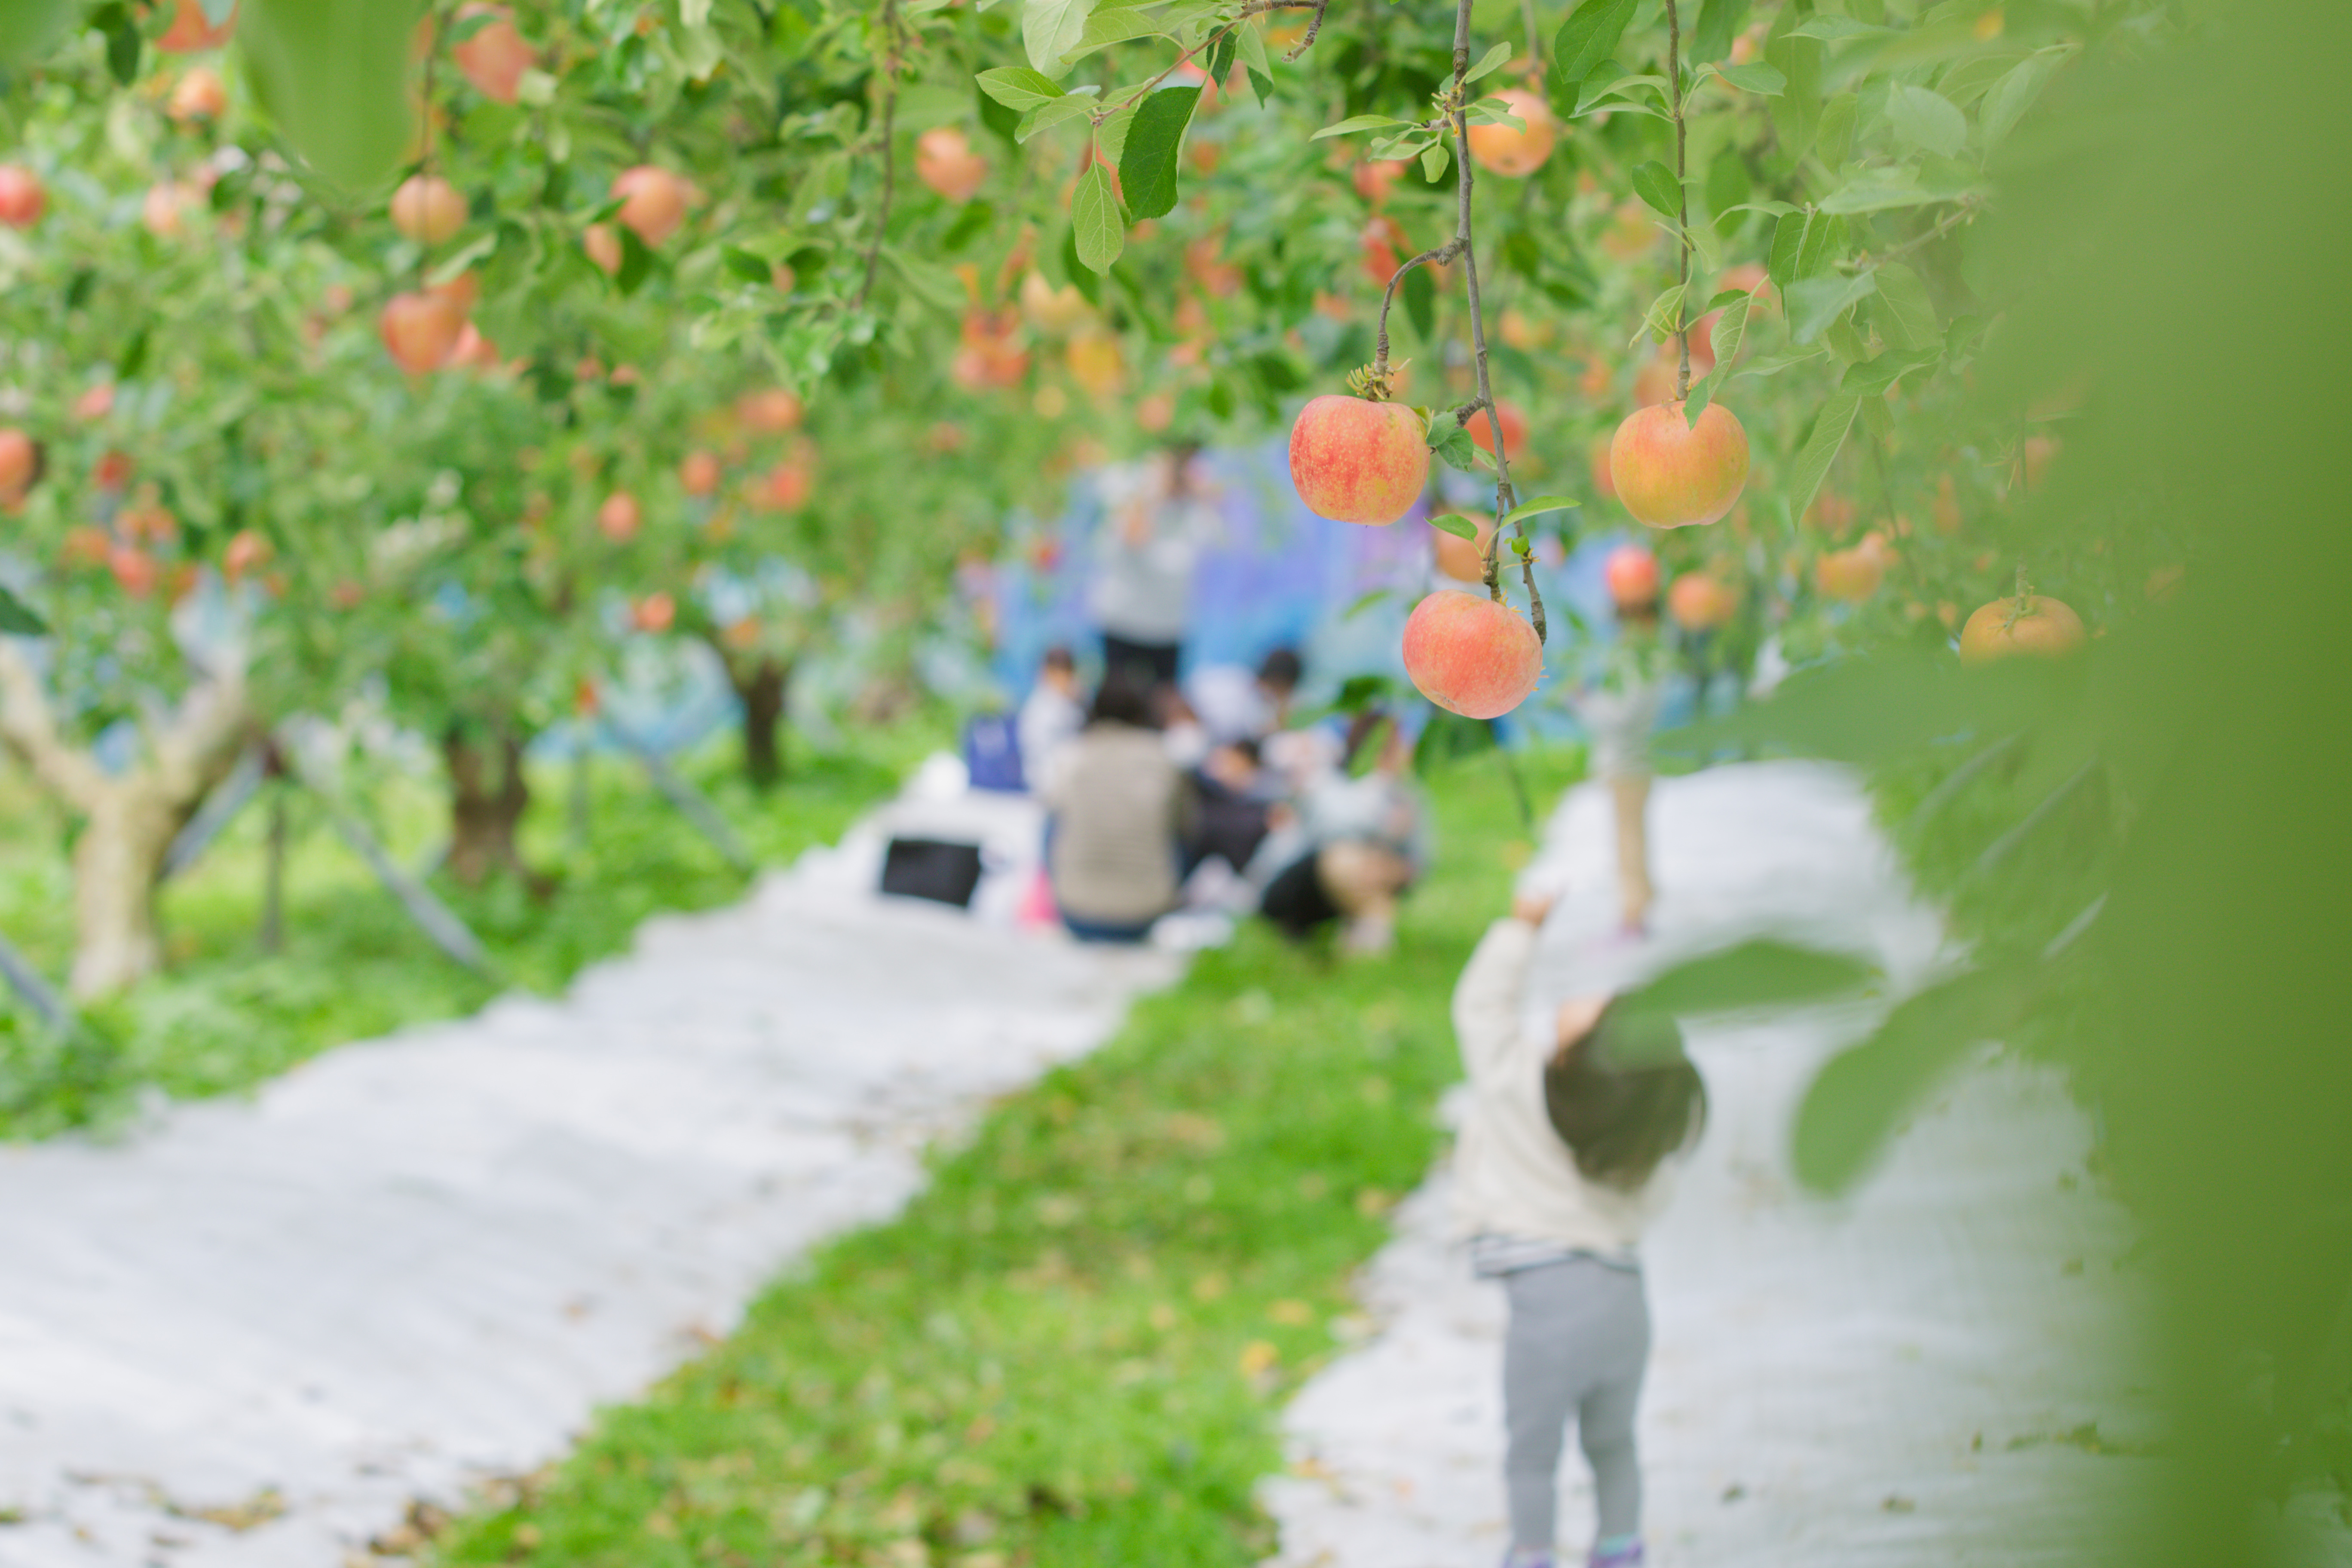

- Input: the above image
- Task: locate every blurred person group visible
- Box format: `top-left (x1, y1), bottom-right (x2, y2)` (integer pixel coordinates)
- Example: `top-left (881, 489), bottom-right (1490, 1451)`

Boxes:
top-left (1012, 641), bottom-right (1428, 953)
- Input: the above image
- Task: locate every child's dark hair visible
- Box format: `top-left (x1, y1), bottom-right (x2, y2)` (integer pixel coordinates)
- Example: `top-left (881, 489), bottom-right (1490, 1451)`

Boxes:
top-left (1543, 1001), bottom-right (1707, 1191)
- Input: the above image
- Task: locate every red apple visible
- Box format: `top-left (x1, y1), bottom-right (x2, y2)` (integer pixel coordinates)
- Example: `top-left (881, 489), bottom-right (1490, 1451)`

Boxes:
top-left (1354, 159), bottom-right (1407, 206)
top-left (391, 174), bottom-right (467, 244)
top-left (109, 544), bottom-right (159, 598)
top-left (597, 491), bottom-right (643, 542)
top-left (451, 3), bottom-right (534, 103)
top-left (611, 165), bottom-right (688, 245)
top-left (914, 126), bottom-right (988, 203)
top-left (1403, 589), bottom-right (1544, 719)
top-left (168, 67), bottom-right (229, 124)
top-left (737, 388), bottom-right (803, 434)
top-left (1668, 572), bottom-right (1738, 630)
top-left (448, 322), bottom-right (500, 370)
top-left (380, 290), bottom-right (466, 374)
top-left (0, 429), bottom-right (38, 500)
top-left (222, 529), bottom-right (272, 582)
top-left (679, 450), bottom-right (721, 496)
top-left (1431, 515), bottom-right (1496, 584)
top-left (1608, 401), bottom-right (1749, 529)
top-left (632, 592), bottom-right (676, 634)
top-left (73, 384), bottom-right (114, 421)
top-left (1289, 394), bottom-right (1428, 526)
top-left (1959, 594), bottom-right (2086, 664)
top-left (158, 0), bottom-right (236, 51)
top-left (1467, 398), bottom-right (1529, 459)
top-left (1464, 87), bottom-right (1558, 178)
top-left (583, 222), bottom-right (623, 276)
top-left (756, 455), bottom-right (812, 512)
top-left (1604, 543), bottom-right (1660, 606)
top-left (1814, 547), bottom-right (1883, 603)
top-left (0, 165), bottom-right (46, 229)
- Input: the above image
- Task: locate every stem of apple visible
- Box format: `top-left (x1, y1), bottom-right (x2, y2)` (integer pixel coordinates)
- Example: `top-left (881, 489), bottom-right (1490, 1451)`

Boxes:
top-left (1446, 0), bottom-right (1543, 642)
top-left (1667, 0), bottom-right (1690, 402)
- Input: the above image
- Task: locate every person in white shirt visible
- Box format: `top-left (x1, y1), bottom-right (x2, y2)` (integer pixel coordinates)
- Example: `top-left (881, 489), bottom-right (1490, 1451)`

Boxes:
top-left (1451, 890), bottom-right (1709, 1568)
top-left (1016, 645), bottom-right (1085, 793)
top-left (1090, 443), bottom-right (1217, 690)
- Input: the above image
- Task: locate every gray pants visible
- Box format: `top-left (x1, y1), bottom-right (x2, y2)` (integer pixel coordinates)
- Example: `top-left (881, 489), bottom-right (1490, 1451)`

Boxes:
top-left (1501, 1256), bottom-right (1651, 1553)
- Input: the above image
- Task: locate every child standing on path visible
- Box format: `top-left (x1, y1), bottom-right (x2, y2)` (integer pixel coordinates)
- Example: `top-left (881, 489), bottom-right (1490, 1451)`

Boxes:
top-left (1452, 891), bottom-right (1709, 1568)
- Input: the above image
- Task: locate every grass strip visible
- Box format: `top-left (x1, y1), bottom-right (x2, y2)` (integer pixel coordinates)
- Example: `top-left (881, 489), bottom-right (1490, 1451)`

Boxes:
top-left (0, 715), bottom-right (944, 1137)
top-left (433, 744), bottom-right (1580, 1568)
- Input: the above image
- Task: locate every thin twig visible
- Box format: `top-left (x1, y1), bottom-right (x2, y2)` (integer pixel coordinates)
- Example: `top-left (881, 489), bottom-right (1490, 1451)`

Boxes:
top-left (1372, 241), bottom-right (1462, 380)
top-left (1284, 0), bottom-right (1333, 60)
top-left (1442, 2), bottom-right (1541, 642)
top-left (1667, 0), bottom-right (1690, 400)
top-left (854, 0), bottom-right (902, 313)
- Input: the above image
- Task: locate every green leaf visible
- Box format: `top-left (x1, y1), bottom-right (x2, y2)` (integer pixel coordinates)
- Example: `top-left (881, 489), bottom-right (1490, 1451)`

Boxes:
top-left (98, 2), bottom-right (141, 86)
top-left (1788, 391), bottom-right (1859, 527)
top-left (1096, 103), bottom-right (1136, 163)
top-left (1403, 265), bottom-right (1435, 339)
top-left (1838, 347), bottom-right (1939, 398)
top-left (1429, 512), bottom-right (1481, 540)
top-left (1796, 209), bottom-right (1847, 280)
top-left (977, 67), bottom-right (1067, 112)
top-left (1464, 96), bottom-right (1527, 128)
top-left (1709, 290), bottom-right (1754, 366)
top-left (1634, 282), bottom-right (1687, 345)
top-left (1059, 224), bottom-right (1100, 302)
top-left (1713, 61), bottom-right (1785, 94)
top-left (0, 586), bottom-right (49, 637)
top-left (0, 0), bottom-right (77, 64)
top-left (1787, 269), bottom-right (1875, 344)
top-left (1794, 964), bottom-right (2043, 1193)
top-left (1311, 113), bottom-right (1410, 141)
top-left (1690, 0), bottom-right (1751, 64)
top-left (1502, 496), bottom-right (1581, 527)
top-left (1979, 48), bottom-right (2064, 152)
top-left (1070, 163), bottom-right (1124, 273)
top-left (1619, 939), bottom-right (1879, 1030)
top-left (240, 0), bottom-right (416, 188)
top-left (1788, 14), bottom-right (1886, 38)
top-left (1234, 21), bottom-right (1272, 104)
top-left (1342, 588), bottom-right (1396, 621)
top-left (1073, 6), bottom-right (1162, 51)
top-left (1817, 170), bottom-right (1976, 214)
top-left (616, 224), bottom-right (656, 296)
top-left (1816, 90), bottom-right (1858, 167)
top-left (884, 247), bottom-right (966, 311)
top-left (1204, 28), bottom-right (1236, 84)
top-left (722, 245), bottom-right (774, 284)
top-left (1465, 39), bottom-right (1515, 84)
top-left (1016, 93), bottom-right (1099, 142)
top-left (1431, 423), bottom-right (1479, 472)
top-left (1022, 0), bottom-right (1094, 76)
top-left (1117, 84), bottom-right (1198, 221)
top-left (1762, 24), bottom-right (1823, 162)
top-left (1870, 261), bottom-right (1939, 352)
top-left (1551, 0), bottom-right (1638, 96)
top-left (1630, 159), bottom-right (1681, 219)
top-left (1886, 84), bottom-right (1967, 159)
top-left (1420, 139), bottom-right (1450, 182)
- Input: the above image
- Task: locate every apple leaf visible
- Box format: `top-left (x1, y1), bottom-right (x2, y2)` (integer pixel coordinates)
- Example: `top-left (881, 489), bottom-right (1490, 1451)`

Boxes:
top-left (977, 67), bottom-right (1067, 112)
top-left (1117, 84), bottom-right (1199, 221)
top-left (1311, 113), bottom-right (1409, 141)
top-left (1886, 84), bottom-right (1967, 159)
top-left (0, 586), bottom-right (49, 637)
top-left (241, 0), bottom-right (416, 189)
top-left (1631, 160), bottom-right (1681, 219)
top-left (1420, 139), bottom-right (1449, 183)
top-left (1464, 39), bottom-right (1515, 85)
top-left (1429, 513), bottom-right (1481, 541)
top-left (1430, 424), bottom-right (1479, 472)
top-left (1502, 496), bottom-right (1580, 527)
top-left (1552, 0), bottom-right (1638, 98)
top-left (1022, 0), bottom-right (1094, 76)
top-left (1070, 163), bottom-right (1124, 273)
top-left (1981, 47), bottom-right (2066, 152)
top-left (1787, 269), bottom-right (1875, 345)
top-left (1016, 93), bottom-right (1098, 143)
top-left (1343, 588), bottom-right (1397, 620)
top-left (0, 0), bottom-right (76, 63)
top-left (1715, 61), bottom-right (1785, 94)
top-left (1788, 392), bottom-right (1859, 529)
top-left (1870, 262), bottom-right (1939, 352)
top-left (616, 224), bottom-right (655, 295)
top-left (1234, 20), bottom-right (1272, 105)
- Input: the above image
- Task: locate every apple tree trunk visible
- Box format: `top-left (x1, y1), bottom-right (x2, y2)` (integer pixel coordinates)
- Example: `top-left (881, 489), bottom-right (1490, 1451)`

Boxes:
top-left (735, 656), bottom-right (791, 793)
top-left (443, 726), bottom-right (535, 886)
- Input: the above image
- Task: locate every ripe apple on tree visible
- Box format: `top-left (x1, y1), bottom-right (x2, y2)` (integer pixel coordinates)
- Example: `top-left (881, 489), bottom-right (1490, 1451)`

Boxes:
top-left (450, 3), bottom-right (534, 103)
top-left (0, 165), bottom-right (46, 229)
top-left (1959, 592), bottom-right (2086, 663)
top-left (392, 174), bottom-right (467, 245)
top-left (914, 126), bottom-right (988, 203)
top-left (380, 290), bottom-right (467, 375)
top-left (157, 0), bottom-right (236, 51)
top-left (1609, 401), bottom-right (1749, 529)
top-left (167, 67), bottom-right (228, 124)
top-left (1465, 87), bottom-right (1558, 178)
top-left (611, 165), bottom-right (689, 245)
top-left (1289, 393), bottom-right (1428, 526)
top-left (1403, 589), bottom-right (1544, 719)
top-left (597, 491), bottom-right (643, 542)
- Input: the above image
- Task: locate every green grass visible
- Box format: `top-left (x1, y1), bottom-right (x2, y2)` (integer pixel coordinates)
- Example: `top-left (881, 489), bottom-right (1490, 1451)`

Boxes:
top-left (431, 744), bottom-right (1582, 1568)
top-left (0, 712), bottom-right (948, 1137)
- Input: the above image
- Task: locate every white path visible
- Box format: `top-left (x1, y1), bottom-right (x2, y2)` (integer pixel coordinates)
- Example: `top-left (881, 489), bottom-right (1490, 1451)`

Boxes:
top-left (0, 770), bottom-right (1176, 1568)
top-left (1263, 762), bottom-right (2159, 1568)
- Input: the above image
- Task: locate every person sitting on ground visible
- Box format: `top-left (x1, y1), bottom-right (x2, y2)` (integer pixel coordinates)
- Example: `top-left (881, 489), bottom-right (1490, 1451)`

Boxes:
top-left (1016, 644), bottom-right (1086, 793)
top-left (1256, 708), bottom-right (1429, 954)
top-left (1182, 736), bottom-right (1274, 881)
top-left (1041, 671), bottom-right (1190, 943)
top-left (1453, 889), bottom-right (1709, 1568)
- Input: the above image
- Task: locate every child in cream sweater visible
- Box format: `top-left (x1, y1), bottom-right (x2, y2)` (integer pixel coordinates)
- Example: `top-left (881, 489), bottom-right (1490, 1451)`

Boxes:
top-left (1452, 891), bottom-right (1708, 1568)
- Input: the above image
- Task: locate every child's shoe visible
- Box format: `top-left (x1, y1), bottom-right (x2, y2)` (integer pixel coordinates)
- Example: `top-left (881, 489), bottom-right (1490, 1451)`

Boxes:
top-left (1588, 1538), bottom-right (1645, 1568)
top-left (1500, 1550), bottom-right (1555, 1568)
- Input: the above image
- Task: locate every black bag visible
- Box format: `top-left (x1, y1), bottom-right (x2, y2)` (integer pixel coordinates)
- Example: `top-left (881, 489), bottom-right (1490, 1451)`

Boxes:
top-left (880, 837), bottom-right (985, 909)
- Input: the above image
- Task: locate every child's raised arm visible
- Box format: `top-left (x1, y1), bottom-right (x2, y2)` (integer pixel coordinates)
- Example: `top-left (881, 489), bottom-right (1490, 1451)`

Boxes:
top-left (1451, 893), bottom-right (1550, 1083)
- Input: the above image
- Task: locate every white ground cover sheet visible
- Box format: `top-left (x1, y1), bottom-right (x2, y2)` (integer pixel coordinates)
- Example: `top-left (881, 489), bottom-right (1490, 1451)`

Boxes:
top-left (0, 770), bottom-right (1176, 1567)
top-left (1263, 761), bottom-right (2161, 1568)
